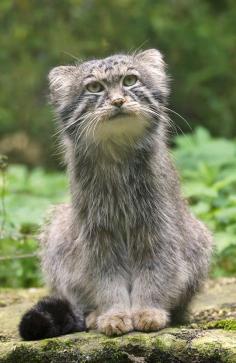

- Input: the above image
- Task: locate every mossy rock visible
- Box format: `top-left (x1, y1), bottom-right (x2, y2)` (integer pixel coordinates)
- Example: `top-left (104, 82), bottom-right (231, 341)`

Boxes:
top-left (0, 278), bottom-right (236, 363)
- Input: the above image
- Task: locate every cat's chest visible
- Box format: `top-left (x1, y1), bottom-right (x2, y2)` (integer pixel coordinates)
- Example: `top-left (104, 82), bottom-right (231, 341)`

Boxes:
top-left (79, 168), bottom-right (156, 232)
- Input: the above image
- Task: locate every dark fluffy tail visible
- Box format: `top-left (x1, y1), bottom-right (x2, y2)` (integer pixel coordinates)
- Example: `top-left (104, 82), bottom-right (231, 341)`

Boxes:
top-left (19, 296), bottom-right (85, 340)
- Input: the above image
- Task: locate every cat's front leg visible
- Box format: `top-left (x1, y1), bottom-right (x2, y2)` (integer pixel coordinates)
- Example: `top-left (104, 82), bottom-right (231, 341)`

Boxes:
top-left (131, 269), bottom-right (170, 332)
top-left (95, 277), bottom-right (133, 336)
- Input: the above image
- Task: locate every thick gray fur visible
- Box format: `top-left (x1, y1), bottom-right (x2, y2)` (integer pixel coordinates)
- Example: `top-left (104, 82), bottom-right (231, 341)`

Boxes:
top-left (40, 49), bottom-right (213, 335)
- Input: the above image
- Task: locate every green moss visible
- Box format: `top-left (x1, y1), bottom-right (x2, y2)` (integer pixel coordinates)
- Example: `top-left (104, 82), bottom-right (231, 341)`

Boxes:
top-left (205, 319), bottom-right (236, 331)
top-left (1, 329), bottom-right (236, 363)
top-left (190, 330), bottom-right (236, 363)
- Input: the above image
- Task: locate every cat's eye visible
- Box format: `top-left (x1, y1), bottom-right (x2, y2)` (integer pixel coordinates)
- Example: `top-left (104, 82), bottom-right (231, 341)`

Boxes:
top-left (123, 74), bottom-right (138, 87)
top-left (86, 81), bottom-right (104, 93)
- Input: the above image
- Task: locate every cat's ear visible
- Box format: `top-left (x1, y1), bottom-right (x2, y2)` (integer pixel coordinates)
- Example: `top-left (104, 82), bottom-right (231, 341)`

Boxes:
top-left (136, 49), bottom-right (165, 69)
top-left (48, 66), bottom-right (76, 104)
top-left (135, 49), bottom-right (169, 99)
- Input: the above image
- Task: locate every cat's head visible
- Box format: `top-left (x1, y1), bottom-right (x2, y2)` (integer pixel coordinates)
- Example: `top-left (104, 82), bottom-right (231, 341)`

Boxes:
top-left (49, 49), bottom-right (169, 148)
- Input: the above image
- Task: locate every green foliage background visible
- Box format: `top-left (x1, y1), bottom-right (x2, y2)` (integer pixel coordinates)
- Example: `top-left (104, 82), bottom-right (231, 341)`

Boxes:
top-left (0, 0), bottom-right (236, 167)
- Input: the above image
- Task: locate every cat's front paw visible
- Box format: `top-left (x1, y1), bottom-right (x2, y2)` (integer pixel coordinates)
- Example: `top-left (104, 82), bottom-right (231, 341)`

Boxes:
top-left (97, 311), bottom-right (133, 336)
top-left (132, 307), bottom-right (169, 332)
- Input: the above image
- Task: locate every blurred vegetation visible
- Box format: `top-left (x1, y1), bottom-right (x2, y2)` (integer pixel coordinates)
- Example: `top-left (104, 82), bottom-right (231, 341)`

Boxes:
top-left (174, 128), bottom-right (236, 278)
top-left (0, 160), bottom-right (69, 287)
top-left (0, 128), bottom-right (236, 287)
top-left (0, 0), bottom-right (236, 167)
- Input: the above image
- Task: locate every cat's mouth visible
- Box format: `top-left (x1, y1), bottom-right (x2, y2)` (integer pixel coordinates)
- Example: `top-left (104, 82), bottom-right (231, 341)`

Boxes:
top-left (108, 109), bottom-right (131, 120)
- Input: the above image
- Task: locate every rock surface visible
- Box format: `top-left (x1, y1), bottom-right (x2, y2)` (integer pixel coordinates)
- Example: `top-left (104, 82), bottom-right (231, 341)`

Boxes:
top-left (0, 278), bottom-right (236, 363)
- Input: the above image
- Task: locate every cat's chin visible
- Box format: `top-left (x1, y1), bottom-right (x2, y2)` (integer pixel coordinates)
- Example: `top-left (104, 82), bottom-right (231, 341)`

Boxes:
top-left (93, 115), bottom-right (149, 144)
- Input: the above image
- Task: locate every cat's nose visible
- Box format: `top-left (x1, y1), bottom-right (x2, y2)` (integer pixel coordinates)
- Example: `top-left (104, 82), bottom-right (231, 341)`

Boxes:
top-left (111, 98), bottom-right (125, 108)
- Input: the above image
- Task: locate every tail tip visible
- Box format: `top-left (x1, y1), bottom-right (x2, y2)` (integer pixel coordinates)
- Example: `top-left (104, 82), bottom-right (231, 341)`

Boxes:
top-left (19, 309), bottom-right (52, 341)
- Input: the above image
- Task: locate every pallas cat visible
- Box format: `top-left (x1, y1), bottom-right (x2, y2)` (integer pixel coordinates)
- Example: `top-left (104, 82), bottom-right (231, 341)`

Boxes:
top-left (19, 49), bottom-right (212, 340)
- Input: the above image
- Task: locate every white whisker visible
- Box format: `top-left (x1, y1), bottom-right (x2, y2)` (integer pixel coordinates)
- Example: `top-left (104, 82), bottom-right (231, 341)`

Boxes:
top-left (164, 107), bottom-right (192, 131)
